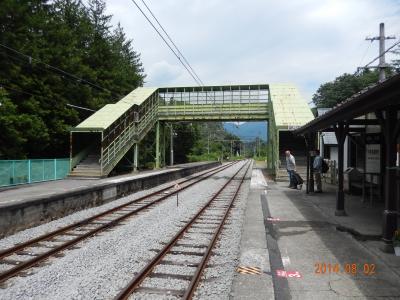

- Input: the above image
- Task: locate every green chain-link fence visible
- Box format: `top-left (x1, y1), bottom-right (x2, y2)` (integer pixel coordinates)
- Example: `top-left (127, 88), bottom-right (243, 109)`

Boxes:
top-left (0, 159), bottom-right (70, 187)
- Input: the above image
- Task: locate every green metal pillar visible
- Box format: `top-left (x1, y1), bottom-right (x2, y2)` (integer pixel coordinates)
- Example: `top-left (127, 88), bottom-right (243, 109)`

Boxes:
top-left (275, 129), bottom-right (280, 171)
top-left (133, 143), bottom-right (139, 172)
top-left (170, 124), bottom-right (174, 166)
top-left (162, 123), bottom-right (166, 167)
top-left (268, 118), bottom-right (278, 172)
top-left (267, 121), bottom-right (272, 169)
top-left (267, 104), bottom-right (276, 171)
top-left (155, 121), bottom-right (160, 169)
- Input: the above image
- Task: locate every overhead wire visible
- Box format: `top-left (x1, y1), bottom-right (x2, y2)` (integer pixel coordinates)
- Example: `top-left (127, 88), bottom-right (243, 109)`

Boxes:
top-left (66, 103), bottom-right (96, 112)
top-left (0, 42), bottom-right (123, 98)
top-left (358, 38), bottom-right (400, 71)
top-left (1, 51), bottom-right (114, 98)
top-left (0, 83), bottom-right (95, 113)
top-left (0, 84), bottom-right (38, 98)
top-left (139, 0), bottom-right (204, 86)
top-left (0, 82), bottom-right (73, 104)
top-left (129, 0), bottom-right (203, 86)
top-left (358, 40), bottom-right (373, 67)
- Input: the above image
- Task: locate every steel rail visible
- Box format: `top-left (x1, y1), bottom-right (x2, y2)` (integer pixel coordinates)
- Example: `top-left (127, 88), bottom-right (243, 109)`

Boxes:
top-left (0, 162), bottom-right (235, 259)
top-left (0, 161), bottom-right (239, 284)
top-left (115, 160), bottom-right (251, 300)
top-left (184, 161), bottom-right (251, 299)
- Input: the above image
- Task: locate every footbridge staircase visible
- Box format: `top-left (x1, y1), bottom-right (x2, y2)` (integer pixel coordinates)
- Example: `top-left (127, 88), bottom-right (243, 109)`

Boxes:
top-left (70, 84), bottom-right (313, 177)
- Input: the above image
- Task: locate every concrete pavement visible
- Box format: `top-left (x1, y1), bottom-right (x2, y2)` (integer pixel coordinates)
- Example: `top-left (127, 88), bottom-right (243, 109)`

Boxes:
top-left (232, 166), bottom-right (400, 299)
top-left (231, 168), bottom-right (274, 299)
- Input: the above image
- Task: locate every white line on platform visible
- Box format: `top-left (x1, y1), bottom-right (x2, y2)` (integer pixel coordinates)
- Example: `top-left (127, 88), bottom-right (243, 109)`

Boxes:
top-left (282, 256), bottom-right (291, 267)
top-left (250, 169), bottom-right (268, 189)
top-left (282, 248), bottom-right (291, 267)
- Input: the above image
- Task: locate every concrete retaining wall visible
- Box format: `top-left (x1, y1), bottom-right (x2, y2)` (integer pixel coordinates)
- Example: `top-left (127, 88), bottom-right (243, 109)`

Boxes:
top-left (0, 162), bottom-right (220, 237)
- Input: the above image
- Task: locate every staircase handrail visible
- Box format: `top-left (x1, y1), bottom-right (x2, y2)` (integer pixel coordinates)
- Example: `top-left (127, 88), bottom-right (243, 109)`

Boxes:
top-left (70, 144), bottom-right (96, 171)
top-left (99, 94), bottom-right (159, 175)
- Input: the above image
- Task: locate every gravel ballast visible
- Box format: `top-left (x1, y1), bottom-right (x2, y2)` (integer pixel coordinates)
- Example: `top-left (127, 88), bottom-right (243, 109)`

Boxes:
top-left (193, 162), bottom-right (252, 300)
top-left (0, 161), bottom-right (250, 300)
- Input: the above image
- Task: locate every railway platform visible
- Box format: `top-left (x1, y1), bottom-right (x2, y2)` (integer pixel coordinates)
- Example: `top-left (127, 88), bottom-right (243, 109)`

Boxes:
top-left (0, 161), bottom-right (219, 237)
top-left (231, 166), bottom-right (274, 299)
top-left (232, 165), bottom-right (400, 299)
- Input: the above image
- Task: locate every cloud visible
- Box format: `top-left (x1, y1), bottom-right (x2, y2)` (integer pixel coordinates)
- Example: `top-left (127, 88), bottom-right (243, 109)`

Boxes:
top-left (146, 60), bottom-right (183, 86)
top-left (105, 0), bottom-right (400, 100)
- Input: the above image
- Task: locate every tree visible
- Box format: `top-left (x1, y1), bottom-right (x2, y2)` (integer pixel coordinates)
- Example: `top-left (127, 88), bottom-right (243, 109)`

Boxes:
top-left (173, 123), bottom-right (200, 164)
top-left (186, 122), bottom-right (242, 162)
top-left (391, 44), bottom-right (400, 73)
top-left (312, 70), bottom-right (380, 108)
top-left (0, 0), bottom-right (145, 158)
top-left (0, 89), bottom-right (49, 158)
top-left (0, 0), bottom-right (54, 158)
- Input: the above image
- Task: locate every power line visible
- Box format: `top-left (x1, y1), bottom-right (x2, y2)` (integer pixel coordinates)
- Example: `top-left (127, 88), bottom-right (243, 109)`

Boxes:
top-left (0, 83), bottom-right (96, 112)
top-left (66, 103), bottom-right (96, 112)
top-left (0, 84), bottom-right (38, 98)
top-left (363, 39), bottom-right (400, 69)
top-left (129, 0), bottom-right (203, 86)
top-left (358, 23), bottom-right (397, 81)
top-left (358, 40), bottom-right (372, 66)
top-left (1, 51), bottom-right (116, 97)
top-left (2, 50), bottom-right (138, 107)
top-left (0, 42), bottom-right (122, 98)
top-left (0, 83), bottom-right (72, 105)
top-left (139, 0), bottom-right (204, 86)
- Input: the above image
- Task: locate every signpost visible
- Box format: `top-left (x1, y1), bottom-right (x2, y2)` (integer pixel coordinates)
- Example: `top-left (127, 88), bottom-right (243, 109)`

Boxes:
top-left (174, 182), bottom-right (180, 206)
top-left (365, 144), bottom-right (380, 173)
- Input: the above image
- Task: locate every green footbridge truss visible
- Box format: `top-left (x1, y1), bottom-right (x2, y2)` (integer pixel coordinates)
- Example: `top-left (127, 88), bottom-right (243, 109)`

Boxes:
top-left (70, 84), bottom-right (313, 177)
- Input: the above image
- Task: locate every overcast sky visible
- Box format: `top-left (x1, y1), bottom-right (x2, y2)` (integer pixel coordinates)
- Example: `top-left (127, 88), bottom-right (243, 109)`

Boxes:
top-left (105, 0), bottom-right (400, 101)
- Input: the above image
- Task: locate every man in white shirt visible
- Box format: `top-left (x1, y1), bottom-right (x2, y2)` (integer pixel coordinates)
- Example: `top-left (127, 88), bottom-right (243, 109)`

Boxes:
top-left (285, 150), bottom-right (296, 188)
top-left (313, 149), bottom-right (323, 193)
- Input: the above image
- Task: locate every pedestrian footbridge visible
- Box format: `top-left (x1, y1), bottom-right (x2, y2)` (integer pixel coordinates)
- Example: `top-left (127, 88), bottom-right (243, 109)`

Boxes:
top-left (70, 84), bottom-right (313, 177)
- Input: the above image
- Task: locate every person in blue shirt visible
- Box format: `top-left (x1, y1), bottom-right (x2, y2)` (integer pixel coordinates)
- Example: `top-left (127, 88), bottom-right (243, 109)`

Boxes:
top-left (313, 149), bottom-right (323, 193)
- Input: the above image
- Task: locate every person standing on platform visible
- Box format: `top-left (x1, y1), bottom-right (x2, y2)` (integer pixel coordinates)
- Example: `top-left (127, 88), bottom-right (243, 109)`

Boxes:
top-left (285, 150), bottom-right (296, 188)
top-left (313, 149), bottom-right (323, 193)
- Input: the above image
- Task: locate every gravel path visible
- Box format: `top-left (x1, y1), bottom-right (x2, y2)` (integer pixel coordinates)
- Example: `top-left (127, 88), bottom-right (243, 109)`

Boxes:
top-left (0, 161), bottom-right (248, 300)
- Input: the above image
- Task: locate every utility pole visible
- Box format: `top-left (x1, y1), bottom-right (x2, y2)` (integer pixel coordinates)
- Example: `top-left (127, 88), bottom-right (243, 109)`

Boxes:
top-left (365, 23), bottom-right (396, 82)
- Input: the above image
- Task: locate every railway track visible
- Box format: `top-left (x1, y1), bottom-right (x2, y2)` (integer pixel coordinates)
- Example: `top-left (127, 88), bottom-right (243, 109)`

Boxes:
top-left (0, 161), bottom-right (240, 285)
top-left (115, 159), bottom-right (251, 300)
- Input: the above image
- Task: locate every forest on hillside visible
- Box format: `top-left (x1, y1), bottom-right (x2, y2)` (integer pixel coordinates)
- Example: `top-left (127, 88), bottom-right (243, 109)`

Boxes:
top-left (0, 0), bottom-right (145, 159)
top-left (0, 0), bottom-right (243, 166)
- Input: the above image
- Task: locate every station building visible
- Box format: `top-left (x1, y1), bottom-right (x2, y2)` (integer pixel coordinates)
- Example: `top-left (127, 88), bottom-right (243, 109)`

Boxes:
top-left (294, 73), bottom-right (400, 252)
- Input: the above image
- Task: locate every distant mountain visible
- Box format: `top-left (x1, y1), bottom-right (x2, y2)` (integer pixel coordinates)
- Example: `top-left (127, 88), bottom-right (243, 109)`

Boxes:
top-left (223, 122), bottom-right (268, 141)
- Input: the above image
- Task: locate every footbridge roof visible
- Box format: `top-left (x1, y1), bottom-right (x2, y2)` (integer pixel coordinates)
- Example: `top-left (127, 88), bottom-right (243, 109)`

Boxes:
top-left (269, 84), bottom-right (314, 129)
top-left (72, 83), bottom-right (313, 132)
top-left (72, 87), bottom-right (157, 131)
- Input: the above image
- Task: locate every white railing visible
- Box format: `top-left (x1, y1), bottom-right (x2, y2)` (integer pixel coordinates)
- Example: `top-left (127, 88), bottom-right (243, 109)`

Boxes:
top-left (100, 96), bottom-right (159, 175)
top-left (98, 94), bottom-right (268, 175)
top-left (101, 124), bottom-right (137, 173)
